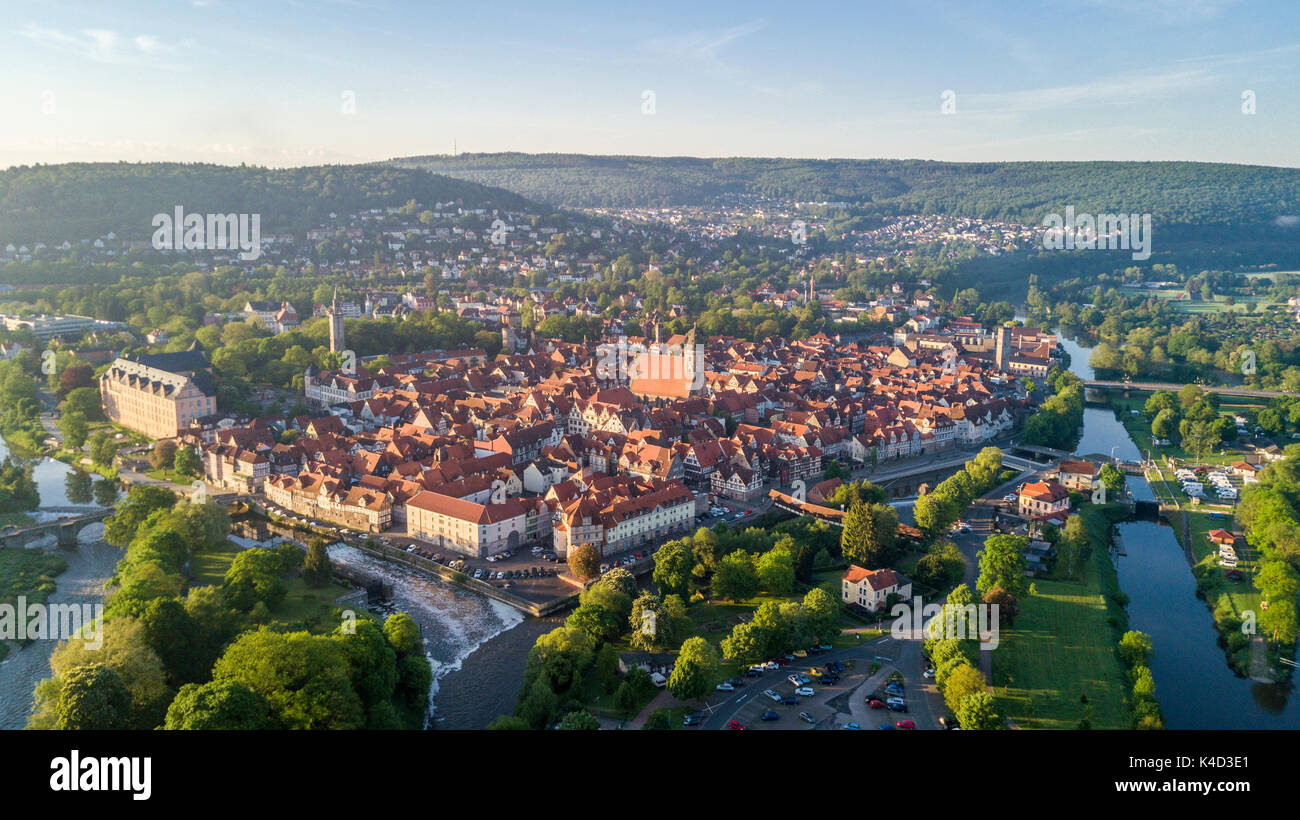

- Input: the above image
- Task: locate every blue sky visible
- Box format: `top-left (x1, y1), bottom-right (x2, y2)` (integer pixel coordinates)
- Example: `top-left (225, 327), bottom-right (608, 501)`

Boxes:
top-left (1, 0), bottom-right (1297, 168)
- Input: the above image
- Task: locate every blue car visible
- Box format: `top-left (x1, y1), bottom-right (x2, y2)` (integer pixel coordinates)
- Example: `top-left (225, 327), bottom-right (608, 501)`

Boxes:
top-left (761, 710), bottom-right (779, 721)
top-left (879, 723), bottom-right (896, 730)
top-left (779, 696), bottom-right (798, 705)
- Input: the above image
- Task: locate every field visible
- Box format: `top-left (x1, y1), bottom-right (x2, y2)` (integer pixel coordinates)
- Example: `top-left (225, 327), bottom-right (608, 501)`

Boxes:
top-left (993, 505), bottom-right (1131, 730)
top-left (1117, 288), bottom-right (1282, 314)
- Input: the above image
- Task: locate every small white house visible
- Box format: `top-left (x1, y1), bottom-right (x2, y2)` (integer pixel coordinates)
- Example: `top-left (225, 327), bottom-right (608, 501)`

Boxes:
top-left (842, 565), bottom-right (912, 612)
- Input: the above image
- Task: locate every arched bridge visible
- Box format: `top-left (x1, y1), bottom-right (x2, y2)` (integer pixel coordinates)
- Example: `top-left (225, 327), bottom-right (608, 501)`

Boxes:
top-left (0, 508), bottom-right (113, 549)
top-left (1084, 380), bottom-right (1284, 399)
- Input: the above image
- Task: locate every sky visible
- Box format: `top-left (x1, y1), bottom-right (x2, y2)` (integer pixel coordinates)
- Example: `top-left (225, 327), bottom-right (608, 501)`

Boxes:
top-left (0, 0), bottom-right (1297, 169)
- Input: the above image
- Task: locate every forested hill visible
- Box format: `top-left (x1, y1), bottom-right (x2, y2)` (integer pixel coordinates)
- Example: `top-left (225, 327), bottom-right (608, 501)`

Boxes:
top-left (0, 162), bottom-right (532, 244)
top-left (392, 152), bottom-right (1300, 234)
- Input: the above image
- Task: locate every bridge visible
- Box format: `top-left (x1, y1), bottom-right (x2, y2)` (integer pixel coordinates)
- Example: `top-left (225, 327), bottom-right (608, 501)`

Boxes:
top-left (0, 508), bottom-right (113, 549)
top-left (1083, 380), bottom-right (1285, 399)
top-left (1009, 443), bottom-right (1073, 461)
top-left (769, 490), bottom-right (846, 526)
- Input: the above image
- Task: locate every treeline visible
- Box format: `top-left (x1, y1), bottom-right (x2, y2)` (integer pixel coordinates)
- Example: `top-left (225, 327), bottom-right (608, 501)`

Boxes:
top-left (913, 447), bottom-right (1005, 538)
top-left (923, 585), bottom-right (1003, 730)
top-left (1021, 368), bottom-right (1085, 451)
top-left (1030, 267), bottom-right (1300, 391)
top-left (396, 153), bottom-right (1300, 235)
top-left (1235, 445), bottom-right (1300, 654)
top-left (0, 162), bottom-right (530, 244)
top-left (28, 485), bottom-right (432, 730)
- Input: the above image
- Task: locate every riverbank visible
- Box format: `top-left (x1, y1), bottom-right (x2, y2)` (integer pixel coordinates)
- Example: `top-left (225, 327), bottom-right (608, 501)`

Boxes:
top-left (993, 502), bottom-right (1134, 729)
top-left (1102, 393), bottom-right (1283, 679)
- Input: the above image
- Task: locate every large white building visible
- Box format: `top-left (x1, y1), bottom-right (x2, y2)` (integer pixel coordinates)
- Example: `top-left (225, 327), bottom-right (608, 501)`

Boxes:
top-left (406, 491), bottom-right (527, 558)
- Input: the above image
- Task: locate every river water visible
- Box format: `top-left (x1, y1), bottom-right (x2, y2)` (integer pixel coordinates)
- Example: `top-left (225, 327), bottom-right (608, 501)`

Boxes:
top-left (327, 544), bottom-right (555, 729)
top-left (0, 442), bottom-right (117, 730)
top-left (1057, 327), bottom-right (1300, 728)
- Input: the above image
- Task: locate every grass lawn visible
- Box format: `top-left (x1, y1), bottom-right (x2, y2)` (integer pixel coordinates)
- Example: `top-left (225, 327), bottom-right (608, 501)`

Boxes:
top-left (993, 505), bottom-right (1131, 730)
top-left (271, 575), bottom-right (357, 633)
top-left (189, 538), bottom-right (244, 587)
top-left (188, 537), bottom-right (358, 634)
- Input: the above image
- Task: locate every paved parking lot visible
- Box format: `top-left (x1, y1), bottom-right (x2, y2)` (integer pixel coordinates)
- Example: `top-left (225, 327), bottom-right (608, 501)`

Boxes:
top-left (698, 634), bottom-right (947, 731)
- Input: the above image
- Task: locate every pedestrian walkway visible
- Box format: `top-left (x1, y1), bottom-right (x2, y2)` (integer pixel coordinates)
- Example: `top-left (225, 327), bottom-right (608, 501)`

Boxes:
top-left (627, 688), bottom-right (687, 729)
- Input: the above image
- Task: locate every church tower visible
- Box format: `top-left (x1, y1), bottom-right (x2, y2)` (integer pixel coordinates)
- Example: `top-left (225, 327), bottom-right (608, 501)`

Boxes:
top-left (328, 287), bottom-right (346, 353)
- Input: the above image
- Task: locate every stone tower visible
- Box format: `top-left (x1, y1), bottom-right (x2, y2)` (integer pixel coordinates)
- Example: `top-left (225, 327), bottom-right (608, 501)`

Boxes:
top-left (328, 287), bottom-right (346, 353)
top-left (995, 324), bottom-right (1011, 372)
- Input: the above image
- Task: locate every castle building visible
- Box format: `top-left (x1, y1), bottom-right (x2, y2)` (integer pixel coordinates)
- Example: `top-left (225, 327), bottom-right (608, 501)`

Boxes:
top-left (99, 349), bottom-right (217, 439)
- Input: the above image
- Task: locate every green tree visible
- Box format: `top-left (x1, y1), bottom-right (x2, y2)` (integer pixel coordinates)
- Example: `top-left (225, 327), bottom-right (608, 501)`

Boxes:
top-left (954, 691), bottom-right (1002, 730)
top-left (651, 539), bottom-right (694, 598)
top-left (976, 534), bottom-right (1028, 598)
top-left (557, 710), bottom-right (601, 730)
top-left (1117, 631), bottom-right (1153, 668)
top-left (173, 446), bottom-right (201, 477)
top-left (223, 547), bottom-right (288, 612)
top-left (164, 680), bottom-right (272, 730)
top-left (942, 662), bottom-right (987, 713)
top-left (668, 637), bottom-right (720, 701)
top-left (303, 539), bottom-right (332, 588)
top-left (566, 602), bottom-right (622, 645)
top-left (755, 546), bottom-right (795, 594)
top-left (567, 544), bottom-right (600, 580)
top-left (41, 663), bottom-right (133, 730)
top-left (712, 550), bottom-right (758, 601)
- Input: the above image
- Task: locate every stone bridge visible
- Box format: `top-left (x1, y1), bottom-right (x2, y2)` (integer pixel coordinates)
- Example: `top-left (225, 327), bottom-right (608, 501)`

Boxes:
top-left (0, 508), bottom-right (113, 549)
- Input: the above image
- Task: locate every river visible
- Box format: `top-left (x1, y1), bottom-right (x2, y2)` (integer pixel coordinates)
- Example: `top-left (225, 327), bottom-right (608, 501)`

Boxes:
top-left (1057, 325), bottom-right (1300, 728)
top-left (326, 545), bottom-right (555, 729)
top-left (0, 443), bottom-right (117, 730)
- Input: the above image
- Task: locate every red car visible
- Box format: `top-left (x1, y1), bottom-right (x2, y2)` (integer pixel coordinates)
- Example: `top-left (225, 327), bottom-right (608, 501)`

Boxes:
top-left (728, 720), bottom-right (747, 731)
top-left (868, 699), bottom-right (885, 710)
top-left (895, 719), bottom-right (915, 729)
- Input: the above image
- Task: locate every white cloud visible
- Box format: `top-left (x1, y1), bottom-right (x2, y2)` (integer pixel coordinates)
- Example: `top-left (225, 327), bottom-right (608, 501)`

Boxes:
top-left (20, 23), bottom-right (186, 68)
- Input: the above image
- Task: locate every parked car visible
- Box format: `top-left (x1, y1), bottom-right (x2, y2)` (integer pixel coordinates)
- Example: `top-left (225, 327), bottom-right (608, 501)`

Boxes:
top-left (896, 719), bottom-right (915, 729)
top-left (716, 682), bottom-right (735, 692)
top-left (760, 710), bottom-right (779, 721)
top-left (887, 700), bottom-right (908, 713)
top-left (794, 686), bottom-right (815, 697)
top-left (868, 699), bottom-right (885, 710)
top-left (798, 711), bottom-right (816, 724)
top-left (843, 721), bottom-right (861, 730)
top-left (763, 688), bottom-right (781, 702)
top-left (762, 661), bottom-right (780, 671)
top-left (682, 712), bottom-right (704, 726)
top-left (923, 668), bottom-right (935, 679)
top-left (779, 696), bottom-right (798, 705)
top-left (727, 720), bottom-right (746, 731)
